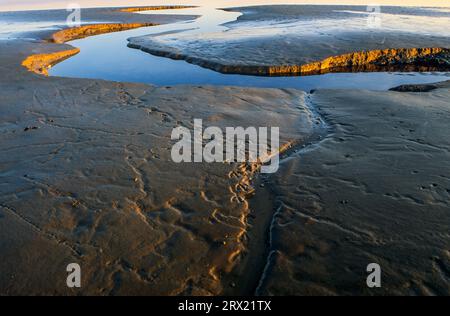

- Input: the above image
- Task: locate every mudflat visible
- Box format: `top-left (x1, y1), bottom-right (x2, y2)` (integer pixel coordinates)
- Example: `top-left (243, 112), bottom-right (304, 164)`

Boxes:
top-left (0, 5), bottom-right (449, 295)
top-left (0, 6), bottom-right (197, 39)
top-left (257, 82), bottom-right (450, 295)
top-left (129, 5), bottom-right (450, 75)
top-left (0, 39), bottom-right (317, 295)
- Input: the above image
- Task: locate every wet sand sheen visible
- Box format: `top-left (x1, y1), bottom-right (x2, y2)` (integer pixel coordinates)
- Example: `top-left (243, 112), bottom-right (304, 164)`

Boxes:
top-left (126, 5), bottom-right (450, 77)
top-left (16, 8), bottom-right (333, 295)
top-left (1, 4), bottom-right (450, 296)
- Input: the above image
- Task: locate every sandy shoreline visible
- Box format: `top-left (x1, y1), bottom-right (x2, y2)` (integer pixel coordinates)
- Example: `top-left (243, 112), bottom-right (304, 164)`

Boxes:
top-left (0, 5), bottom-right (449, 295)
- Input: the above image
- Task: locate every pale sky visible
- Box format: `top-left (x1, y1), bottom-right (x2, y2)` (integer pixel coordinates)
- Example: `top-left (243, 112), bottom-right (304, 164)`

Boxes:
top-left (1, 0), bottom-right (450, 12)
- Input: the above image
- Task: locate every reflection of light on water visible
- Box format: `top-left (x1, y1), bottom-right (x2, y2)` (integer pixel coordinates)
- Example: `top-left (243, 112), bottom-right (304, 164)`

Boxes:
top-left (0, 21), bottom-right (114, 39)
top-left (138, 6), bottom-right (242, 36)
top-left (334, 10), bottom-right (450, 36)
top-left (151, 8), bottom-right (450, 45)
top-left (135, 5), bottom-right (450, 53)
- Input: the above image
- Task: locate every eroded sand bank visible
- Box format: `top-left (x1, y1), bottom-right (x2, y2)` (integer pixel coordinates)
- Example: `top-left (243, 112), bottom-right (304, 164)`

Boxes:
top-left (128, 5), bottom-right (450, 75)
top-left (4, 6), bottom-right (197, 76)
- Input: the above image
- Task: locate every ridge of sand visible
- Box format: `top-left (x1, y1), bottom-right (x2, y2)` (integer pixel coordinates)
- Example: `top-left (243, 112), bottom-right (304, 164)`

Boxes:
top-left (389, 80), bottom-right (450, 92)
top-left (22, 47), bottom-right (80, 75)
top-left (128, 5), bottom-right (450, 76)
top-left (22, 23), bottom-right (158, 75)
top-left (50, 23), bottom-right (159, 44)
top-left (128, 43), bottom-right (450, 76)
top-left (20, 5), bottom-right (197, 75)
top-left (118, 6), bottom-right (197, 13)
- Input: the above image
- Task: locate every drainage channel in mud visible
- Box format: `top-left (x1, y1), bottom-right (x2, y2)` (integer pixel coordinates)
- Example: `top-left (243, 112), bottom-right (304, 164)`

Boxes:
top-left (222, 92), bottom-right (331, 295)
top-left (253, 93), bottom-right (333, 295)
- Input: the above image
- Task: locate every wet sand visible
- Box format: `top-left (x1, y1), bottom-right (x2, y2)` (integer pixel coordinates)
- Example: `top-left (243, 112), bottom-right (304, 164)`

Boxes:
top-left (0, 38), bottom-right (317, 295)
top-left (128, 5), bottom-right (450, 75)
top-left (256, 82), bottom-right (450, 295)
top-left (0, 6), bottom-right (449, 295)
top-left (0, 6), bottom-right (197, 39)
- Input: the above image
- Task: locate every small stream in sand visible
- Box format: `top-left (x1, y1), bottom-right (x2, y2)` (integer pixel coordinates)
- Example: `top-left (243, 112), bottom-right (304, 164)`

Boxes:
top-left (49, 6), bottom-right (449, 91)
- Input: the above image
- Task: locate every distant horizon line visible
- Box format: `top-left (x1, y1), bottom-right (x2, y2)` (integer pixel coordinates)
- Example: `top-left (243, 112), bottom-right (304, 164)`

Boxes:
top-left (1, 3), bottom-right (450, 13)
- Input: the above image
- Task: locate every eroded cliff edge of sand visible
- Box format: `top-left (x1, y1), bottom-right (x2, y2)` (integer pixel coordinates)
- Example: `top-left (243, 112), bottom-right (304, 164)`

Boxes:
top-left (127, 43), bottom-right (450, 76)
top-left (119, 6), bottom-right (197, 12)
top-left (22, 48), bottom-right (80, 75)
top-left (128, 5), bottom-right (450, 76)
top-left (22, 22), bottom-right (157, 75)
top-left (50, 23), bottom-right (159, 44)
top-left (19, 5), bottom-right (197, 75)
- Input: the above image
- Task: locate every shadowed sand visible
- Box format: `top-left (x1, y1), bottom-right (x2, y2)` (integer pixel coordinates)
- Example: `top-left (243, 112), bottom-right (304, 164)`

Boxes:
top-left (0, 5), bottom-right (449, 296)
top-left (255, 81), bottom-right (450, 295)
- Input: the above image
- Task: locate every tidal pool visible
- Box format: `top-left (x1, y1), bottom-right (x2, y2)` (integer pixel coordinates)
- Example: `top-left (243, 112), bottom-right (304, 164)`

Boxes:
top-left (49, 6), bottom-right (450, 91)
